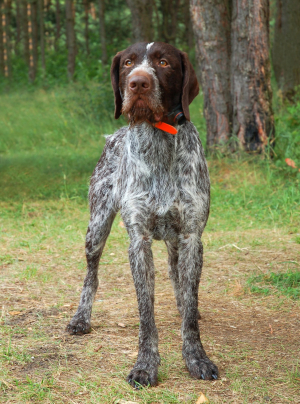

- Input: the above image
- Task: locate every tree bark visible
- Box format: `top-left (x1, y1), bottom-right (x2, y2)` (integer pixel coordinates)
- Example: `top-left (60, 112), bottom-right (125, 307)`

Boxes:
top-left (98, 0), bottom-right (107, 65)
top-left (231, 0), bottom-right (274, 152)
top-left (65, 0), bottom-right (76, 81)
top-left (126, 0), bottom-right (154, 42)
top-left (272, 0), bottom-right (300, 100)
top-left (190, 0), bottom-right (232, 147)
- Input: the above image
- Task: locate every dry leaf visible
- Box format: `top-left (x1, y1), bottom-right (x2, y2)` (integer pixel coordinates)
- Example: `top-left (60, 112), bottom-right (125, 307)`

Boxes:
top-left (196, 392), bottom-right (209, 404)
top-left (285, 158), bottom-right (297, 169)
top-left (128, 351), bottom-right (138, 358)
top-left (9, 311), bottom-right (21, 316)
top-left (119, 221), bottom-right (125, 228)
top-left (118, 323), bottom-right (126, 328)
top-left (115, 400), bottom-right (139, 404)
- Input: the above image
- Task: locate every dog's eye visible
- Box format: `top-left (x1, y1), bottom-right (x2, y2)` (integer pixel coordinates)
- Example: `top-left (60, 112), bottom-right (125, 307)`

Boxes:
top-left (159, 60), bottom-right (168, 67)
top-left (125, 59), bottom-right (133, 67)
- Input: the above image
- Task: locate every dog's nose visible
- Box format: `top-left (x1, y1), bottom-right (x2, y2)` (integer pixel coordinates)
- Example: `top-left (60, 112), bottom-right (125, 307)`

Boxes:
top-left (129, 74), bottom-right (150, 94)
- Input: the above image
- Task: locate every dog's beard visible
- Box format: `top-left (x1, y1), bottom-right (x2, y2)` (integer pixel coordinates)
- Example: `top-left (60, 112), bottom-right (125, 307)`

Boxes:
top-left (121, 88), bottom-right (164, 125)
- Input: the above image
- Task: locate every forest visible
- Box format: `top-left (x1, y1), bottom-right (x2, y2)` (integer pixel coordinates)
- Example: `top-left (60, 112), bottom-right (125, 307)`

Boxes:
top-left (0, 1), bottom-right (300, 404)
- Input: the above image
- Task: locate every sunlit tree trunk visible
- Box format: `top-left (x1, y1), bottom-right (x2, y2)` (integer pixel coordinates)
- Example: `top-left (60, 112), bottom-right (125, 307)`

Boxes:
top-left (28, 0), bottom-right (38, 82)
top-left (66, 0), bottom-right (76, 80)
top-left (273, 0), bottom-right (300, 100)
top-left (231, 0), bottom-right (274, 152)
top-left (126, 0), bottom-right (154, 42)
top-left (1, 0), bottom-right (11, 78)
top-left (190, 0), bottom-right (232, 148)
top-left (0, 3), bottom-right (4, 76)
top-left (98, 0), bottom-right (107, 65)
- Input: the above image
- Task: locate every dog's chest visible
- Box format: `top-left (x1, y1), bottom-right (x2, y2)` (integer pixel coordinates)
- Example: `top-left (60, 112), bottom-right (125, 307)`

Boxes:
top-left (114, 123), bottom-right (209, 239)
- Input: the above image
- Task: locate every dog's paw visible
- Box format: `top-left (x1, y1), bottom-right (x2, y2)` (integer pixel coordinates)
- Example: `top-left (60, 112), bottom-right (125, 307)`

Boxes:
top-left (127, 369), bottom-right (158, 388)
top-left (66, 317), bottom-right (91, 335)
top-left (185, 355), bottom-right (218, 380)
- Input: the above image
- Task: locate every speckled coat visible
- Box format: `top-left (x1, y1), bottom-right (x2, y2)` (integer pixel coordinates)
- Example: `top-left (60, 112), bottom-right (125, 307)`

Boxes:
top-left (67, 42), bottom-right (218, 387)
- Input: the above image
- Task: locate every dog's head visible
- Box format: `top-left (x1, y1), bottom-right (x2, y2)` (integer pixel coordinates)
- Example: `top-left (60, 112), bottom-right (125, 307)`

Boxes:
top-left (111, 42), bottom-right (199, 125)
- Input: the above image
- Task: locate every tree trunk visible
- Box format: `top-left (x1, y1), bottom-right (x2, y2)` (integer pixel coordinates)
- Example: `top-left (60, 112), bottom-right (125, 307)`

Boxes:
top-left (2, 0), bottom-right (11, 78)
top-left (126, 0), bottom-right (154, 42)
top-left (160, 0), bottom-right (180, 45)
top-left (190, 0), bottom-right (232, 148)
top-left (231, 0), bottom-right (274, 152)
top-left (65, 0), bottom-right (76, 81)
top-left (55, 0), bottom-right (61, 51)
top-left (84, 0), bottom-right (89, 55)
top-left (272, 0), bottom-right (300, 100)
top-left (98, 0), bottom-right (107, 65)
top-left (22, 0), bottom-right (30, 66)
top-left (0, 3), bottom-right (3, 76)
top-left (28, 0), bottom-right (38, 82)
top-left (39, 0), bottom-right (45, 73)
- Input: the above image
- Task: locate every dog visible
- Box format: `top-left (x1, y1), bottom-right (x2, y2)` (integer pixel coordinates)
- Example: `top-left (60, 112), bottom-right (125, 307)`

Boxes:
top-left (67, 42), bottom-right (218, 387)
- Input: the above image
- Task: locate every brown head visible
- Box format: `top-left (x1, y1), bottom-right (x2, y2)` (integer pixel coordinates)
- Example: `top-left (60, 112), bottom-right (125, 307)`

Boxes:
top-left (110, 42), bottom-right (199, 126)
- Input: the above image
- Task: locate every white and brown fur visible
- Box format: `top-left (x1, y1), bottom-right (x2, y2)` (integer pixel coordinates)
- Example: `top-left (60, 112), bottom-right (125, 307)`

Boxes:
top-left (67, 42), bottom-right (218, 387)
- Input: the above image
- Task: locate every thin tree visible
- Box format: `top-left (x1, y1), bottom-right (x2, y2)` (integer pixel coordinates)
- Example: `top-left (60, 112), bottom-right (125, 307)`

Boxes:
top-left (126, 0), bottom-right (154, 42)
top-left (16, 0), bottom-right (22, 56)
top-left (84, 0), bottom-right (89, 55)
top-left (55, 0), bottom-right (61, 51)
top-left (66, 0), bottom-right (76, 80)
top-left (98, 0), bottom-right (107, 65)
top-left (22, 0), bottom-right (30, 67)
top-left (273, 0), bottom-right (300, 100)
top-left (28, 0), bottom-right (38, 82)
top-left (39, 0), bottom-right (45, 73)
top-left (0, 2), bottom-right (4, 76)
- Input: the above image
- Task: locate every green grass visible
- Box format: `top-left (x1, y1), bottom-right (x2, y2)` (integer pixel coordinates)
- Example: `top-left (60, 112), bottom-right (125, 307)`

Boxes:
top-left (248, 268), bottom-right (300, 299)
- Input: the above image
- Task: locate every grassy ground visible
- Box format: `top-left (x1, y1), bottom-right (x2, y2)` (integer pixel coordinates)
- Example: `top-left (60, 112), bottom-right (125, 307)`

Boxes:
top-left (0, 86), bottom-right (300, 403)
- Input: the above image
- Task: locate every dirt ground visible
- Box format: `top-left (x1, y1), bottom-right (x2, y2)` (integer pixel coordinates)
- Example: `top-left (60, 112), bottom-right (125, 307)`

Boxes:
top-left (1, 209), bottom-right (300, 403)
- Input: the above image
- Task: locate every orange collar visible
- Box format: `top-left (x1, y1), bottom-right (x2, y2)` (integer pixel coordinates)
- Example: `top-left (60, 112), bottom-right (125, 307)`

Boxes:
top-left (153, 121), bottom-right (177, 135)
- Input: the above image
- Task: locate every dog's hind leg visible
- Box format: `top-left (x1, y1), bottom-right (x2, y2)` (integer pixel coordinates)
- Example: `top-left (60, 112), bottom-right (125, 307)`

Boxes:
top-left (127, 231), bottom-right (160, 387)
top-left (179, 234), bottom-right (218, 380)
top-left (165, 239), bottom-right (201, 320)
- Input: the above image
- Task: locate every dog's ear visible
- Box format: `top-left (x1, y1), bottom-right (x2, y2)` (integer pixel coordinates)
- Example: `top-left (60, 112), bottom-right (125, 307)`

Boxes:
top-left (110, 51), bottom-right (123, 119)
top-left (180, 52), bottom-right (199, 121)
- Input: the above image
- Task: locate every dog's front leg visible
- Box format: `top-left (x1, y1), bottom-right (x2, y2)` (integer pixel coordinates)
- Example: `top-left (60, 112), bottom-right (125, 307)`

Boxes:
top-left (66, 210), bottom-right (116, 335)
top-left (127, 233), bottom-right (160, 388)
top-left (179, 234), bottom-right (219, 380)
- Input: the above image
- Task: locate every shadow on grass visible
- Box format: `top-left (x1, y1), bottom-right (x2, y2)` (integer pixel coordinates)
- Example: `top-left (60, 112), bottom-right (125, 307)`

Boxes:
top-left (0, 148), bottom-right (100, 200)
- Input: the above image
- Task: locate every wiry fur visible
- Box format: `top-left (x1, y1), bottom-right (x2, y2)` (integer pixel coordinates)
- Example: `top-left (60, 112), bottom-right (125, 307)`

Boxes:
top-left (67, 42), bottom-right (218, 387)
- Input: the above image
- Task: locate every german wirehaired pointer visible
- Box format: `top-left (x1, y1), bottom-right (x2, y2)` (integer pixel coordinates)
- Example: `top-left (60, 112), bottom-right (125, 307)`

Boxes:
top-left (67, 42), bottom-right (218, 386)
